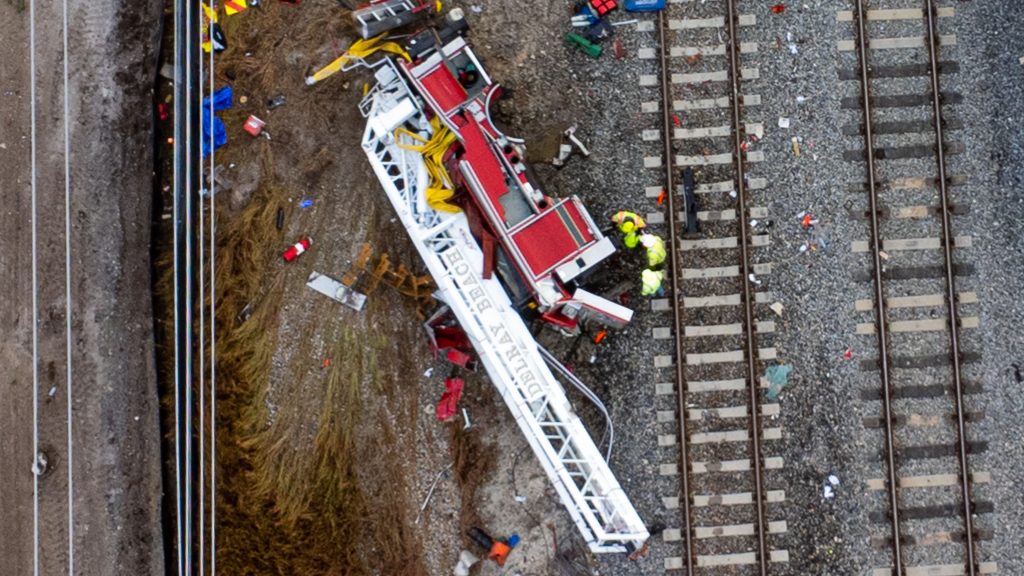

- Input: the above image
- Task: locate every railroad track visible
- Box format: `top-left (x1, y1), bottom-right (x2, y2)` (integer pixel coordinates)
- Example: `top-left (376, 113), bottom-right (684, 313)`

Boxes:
top-left (640, 0), bottom-right (787, 572)
top-left (841, 1), bottom-right (996, 574)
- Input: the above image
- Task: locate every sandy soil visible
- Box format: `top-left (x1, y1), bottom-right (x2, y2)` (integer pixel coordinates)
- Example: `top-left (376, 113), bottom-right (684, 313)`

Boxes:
top-left (0, 0), bottom-right (165, 574)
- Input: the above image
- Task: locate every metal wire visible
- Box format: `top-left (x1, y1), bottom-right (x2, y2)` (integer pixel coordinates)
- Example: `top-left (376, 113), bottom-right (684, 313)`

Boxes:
top-left (29, 0), bottom-right (40, 569)
top-left (63, 0), bottom-right (75, 568)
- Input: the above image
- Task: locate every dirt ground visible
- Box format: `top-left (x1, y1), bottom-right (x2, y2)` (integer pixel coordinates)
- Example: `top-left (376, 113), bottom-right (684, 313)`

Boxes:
top-left (0, 0), bottom-right (165, 575)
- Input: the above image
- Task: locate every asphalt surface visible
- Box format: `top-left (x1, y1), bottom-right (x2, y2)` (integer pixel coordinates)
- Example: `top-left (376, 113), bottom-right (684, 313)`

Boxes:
top-left (0, 0), bottom-right (165, 574)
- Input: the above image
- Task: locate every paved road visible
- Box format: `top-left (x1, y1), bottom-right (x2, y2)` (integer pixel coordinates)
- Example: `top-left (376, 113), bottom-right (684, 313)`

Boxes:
top-left (0, 1), bottom-right (165, 574)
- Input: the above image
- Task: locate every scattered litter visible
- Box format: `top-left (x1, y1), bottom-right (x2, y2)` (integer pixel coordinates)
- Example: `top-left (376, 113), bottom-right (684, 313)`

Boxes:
top-left (436, 377), bottom-right (465, 422)
top-left (552, 143), bottom-right (573, 167)
top-left (267, 95), bottom-right (286, 109)
top-left (657, 189), bottom-right (666, 205)
top-left (729, 189), bottom-right (738, 199)
top-left (306, 271), bottom-right (367, 311)
top-left (322, 358), bottom-right (331, 368)
top-left (753, 124), bottom-right (764, 139)
top-left (31, 452), bottom-right (47, 476)
top-left (275, 207), bottom-right (285, 230)
top-left (750, 219), bottom-right (759, 227)
top-left (828, 474), bottom-right (840, 486)
top-left (201, 86), bottom-right (233, 156)
top-left (612, 19), bottom-right (641, 27)
top-left (789, 42), bottom-right (798, 55)
top-left (748, 273), bottom-right (761, 286)
top-left (791, 136), bottom-right (801, 156)
top-left (672, 114), bottom-right (683, 127)
top-left (1019, 56), bottom-right (1024, 66)
top-left (453, 550), bottom-right (480, 576)
top-left (823, 484), bottom-right (834, 499)
top-left (243, 115), bottom-right (266, 136)
top-left (796, 95), bottom-right (807, 104)
top-left (843, 348), bottom-right (854, 360)
top-left (514, 495), bottom-right (527, 503)
top-left (771, 3), bottom-right (785, 13)
top-left (462, 407), bottom-right (472, 429)
top-left (48, 386), bottom-right (57, 398)
top-left (224, 0), bottom-right (248, 16)
top-left (823, 475), bottom-right (840, 499)
top-left (770, 302), bottom-right (784, 317)
top-left (593, 329), bottom-right (608, 344)
top-left (282, 237), bottom-right (310, 262)
top-left (468, 527), bottom-right (515, 566)
top-left (299, 199), bottom-right (314, 208)
top-left (424, 367), bottom-right (434, 378)
top-left (613, 38), bottom-right (626, 59)
top-left (470, 4), bottom-right (482, 13)
top-left (566, 32), bottom-right (602, 58)
top-left (623, 0), bottom-right (665, 11)
top-left (879, 250), bottom-right (889, 261)
top-left (764, 363), bottom-right (792, 400)
top-left (416, 462), bottom-right (455, 525)
top-left (565, 126), bottom-right (590, 157)
top-left (239, 95), bottom-right (248, 104)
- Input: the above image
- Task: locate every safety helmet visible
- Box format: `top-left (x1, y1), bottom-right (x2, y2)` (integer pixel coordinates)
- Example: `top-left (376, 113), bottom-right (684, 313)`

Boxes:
top-left (621, 221), bottom-right (636, 233)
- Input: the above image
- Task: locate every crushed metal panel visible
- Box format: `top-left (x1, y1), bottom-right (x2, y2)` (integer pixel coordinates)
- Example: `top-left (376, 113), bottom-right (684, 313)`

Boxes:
top-left (307, 271), bottom-right (367, 311)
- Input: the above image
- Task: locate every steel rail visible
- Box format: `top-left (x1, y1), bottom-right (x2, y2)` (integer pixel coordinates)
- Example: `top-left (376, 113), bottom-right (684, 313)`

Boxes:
top-left (923, 1), bottom-right (976, 573)
top-left (657, 11), bottom-right (695, 575)
top-left (852, 0), bottom-right (903, 573)
top-left (725, 0), bottom-right (769, 571)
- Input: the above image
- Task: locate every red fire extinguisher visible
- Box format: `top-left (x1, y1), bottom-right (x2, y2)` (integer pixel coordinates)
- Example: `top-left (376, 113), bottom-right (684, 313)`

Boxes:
top-left (282, 237), bottom-right (311, 262)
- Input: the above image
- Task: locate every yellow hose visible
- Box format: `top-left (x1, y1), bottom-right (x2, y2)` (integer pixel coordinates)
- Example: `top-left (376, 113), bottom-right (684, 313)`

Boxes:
top-left (308, 35), bottom-right (411, 85)
top-left (395, 118), bottom-right (460, 213)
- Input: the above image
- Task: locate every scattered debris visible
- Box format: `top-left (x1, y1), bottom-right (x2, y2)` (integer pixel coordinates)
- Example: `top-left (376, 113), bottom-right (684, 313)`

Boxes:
top-left (306, 271), bottom-right (367, 311)
top-left (823, 474), bottom-right (840, 499)
top-left (1012, 363), bottom-right (1022, 383)
top-left (551, 143), bottom-right (573, 167)
top-left (566, 32), bottom-right (602, 58)
top-left (267, 95), bottom-right (286, 109)
top-left (416, 462), bottom-right (455, 525)
top-left (770, 302), bottom-right (784, 317)
top-left (31, 452), bottom-right (48, 476)
top-left (462, 407), bottom-right (472, 430)
top-left (299, 199), bottom-right (313, 208)
top-left (843, 348), bottom-right (854, 360)
top-left (879, 250), bottom-right (889, 261)
top-left (748, 273), bottom-right (761, 286)
top-left (436, 377), bottom-right (465, 422)
top-left (468, 527), bottom-right (518, 566)
top-left (565, 126), bottom-right (590, 157)
top-left (771, 3), bottom-right (785, 13)
top-left (275, 207), bottom-right (284, 230)
top-left (778, 117), bottom-right (790, 129)
top-left (791, 136), bottom-right (802, 156)
top-left (243, 115), bottom-right (266, 137)
top-left (201, 86), bottom-right (233, 156)
top-left (282, 237), bottom-right (311, 262)
top-left (764, 363), bottom-right (792, 400)
top-left (613, 37), bottom-right (626, 59)
top-left (624, 0), bottom-right (665, 11)
top-left (424, 367), bottom-right (434, 378)
top-left (453, 550), bottom-right (480, 576)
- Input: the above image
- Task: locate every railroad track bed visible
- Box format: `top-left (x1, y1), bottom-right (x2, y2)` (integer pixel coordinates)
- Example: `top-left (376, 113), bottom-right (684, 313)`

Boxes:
top-left (840, 2), bottom-right (996, 574)
top-left (635, 0), bottom-right (790, 572)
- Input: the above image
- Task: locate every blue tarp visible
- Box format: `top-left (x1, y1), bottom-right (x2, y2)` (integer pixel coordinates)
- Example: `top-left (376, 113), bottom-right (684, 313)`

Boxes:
top-left (202, 86), bottom-right (233, 157)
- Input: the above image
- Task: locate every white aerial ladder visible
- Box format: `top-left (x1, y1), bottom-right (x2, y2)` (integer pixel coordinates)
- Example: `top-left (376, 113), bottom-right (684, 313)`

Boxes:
top-left (356, 56), bottom-right (650, 554)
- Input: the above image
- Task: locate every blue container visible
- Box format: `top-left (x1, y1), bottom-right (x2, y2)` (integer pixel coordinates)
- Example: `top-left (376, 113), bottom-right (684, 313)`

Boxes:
top-left (624, 0), bottom-right (666, 11)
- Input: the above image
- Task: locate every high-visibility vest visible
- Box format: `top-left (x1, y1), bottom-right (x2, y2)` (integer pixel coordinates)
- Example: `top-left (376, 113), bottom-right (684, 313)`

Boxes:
top-left (641, 269), bottom-right (664, 296)
top-left (612, 211), bottom-right (646, 234)
top-left (645, 235), bottom-right (666, 267)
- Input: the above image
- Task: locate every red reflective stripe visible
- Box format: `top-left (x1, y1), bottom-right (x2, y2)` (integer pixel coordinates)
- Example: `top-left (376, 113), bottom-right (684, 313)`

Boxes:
top-left (224, 0), bottom-right (245, 12)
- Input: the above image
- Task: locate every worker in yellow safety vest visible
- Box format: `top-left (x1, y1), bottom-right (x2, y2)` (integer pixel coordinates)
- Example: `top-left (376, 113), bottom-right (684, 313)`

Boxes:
top-left (640, 268), bottom-right (665, 297)
top-left (611, 211), bottom-right (647, 248)
top-left (639, 233), bottom-right (666, 269)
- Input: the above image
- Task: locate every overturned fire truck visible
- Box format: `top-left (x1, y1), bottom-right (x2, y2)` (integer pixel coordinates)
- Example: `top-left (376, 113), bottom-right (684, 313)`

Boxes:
top-left (331, 10), bottom-right (649, 553)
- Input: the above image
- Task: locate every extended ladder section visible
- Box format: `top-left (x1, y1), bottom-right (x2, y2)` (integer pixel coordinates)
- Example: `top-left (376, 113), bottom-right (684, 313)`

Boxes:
top-left (358, 61), bottom-right (649, 554)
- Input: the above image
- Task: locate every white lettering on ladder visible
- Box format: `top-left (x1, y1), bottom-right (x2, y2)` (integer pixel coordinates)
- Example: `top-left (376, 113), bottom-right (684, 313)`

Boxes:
top-left (442, 248), bottom-right (545, 401)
